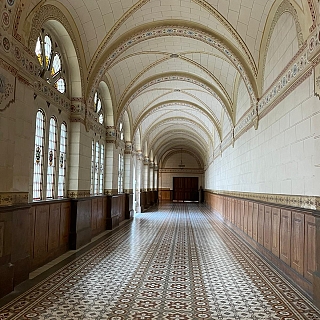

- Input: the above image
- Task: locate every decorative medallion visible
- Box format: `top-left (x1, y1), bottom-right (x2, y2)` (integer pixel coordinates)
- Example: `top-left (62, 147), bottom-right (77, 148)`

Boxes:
top-left (2, 10), bottom-right (10, 30)
top-left (14, 46), bottom-right (21, 60)
top-left (59, 153), bottom-right (64, 168)
top-left (2, 37), bottom-right (10, 52)
top-left (35, 146), bottom-right (41, 163)
top-left (48, 150), bottom-right (53, 166)
top-left (7, 0), bottom-right (15, 6)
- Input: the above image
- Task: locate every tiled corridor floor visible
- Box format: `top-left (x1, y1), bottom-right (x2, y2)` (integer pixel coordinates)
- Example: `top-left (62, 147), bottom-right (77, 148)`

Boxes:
top-left (0, 203), bottom-right (320, 319)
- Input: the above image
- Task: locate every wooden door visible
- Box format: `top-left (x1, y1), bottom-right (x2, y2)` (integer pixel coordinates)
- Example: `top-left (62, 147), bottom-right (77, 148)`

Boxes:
top-left (173, 177), bottom-right (199, 202)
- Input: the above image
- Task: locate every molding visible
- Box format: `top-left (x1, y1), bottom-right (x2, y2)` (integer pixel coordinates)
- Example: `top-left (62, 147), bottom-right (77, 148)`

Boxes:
top-left (0, 192), bottom-right (28, 206)
top-left (206, 190), bottom-right (320, 211)
top-left (67, 190), bottom-right (91, 199)
top-left (104, 189), bottom-right (118, 196)
top-left (160, 169), bottom-right (204, 174)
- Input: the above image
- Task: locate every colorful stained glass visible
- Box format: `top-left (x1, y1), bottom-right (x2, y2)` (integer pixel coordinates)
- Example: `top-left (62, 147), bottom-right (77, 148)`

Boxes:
top-left (46, 117), bottom-right (57, 199)
top-left (58, 123), bottom-right (67, 198)
top-left (33, 110), bottom-right (45, 200)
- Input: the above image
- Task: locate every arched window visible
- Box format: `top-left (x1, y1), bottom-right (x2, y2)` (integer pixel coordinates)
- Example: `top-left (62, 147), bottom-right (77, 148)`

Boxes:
top-left (33, 110), bottom-right (45, 200)
top-left (93, 91), bottom-right (104, 124)
top-left (90, 140), bottom-right (95, 195)
top-left (99, 144), bottom-right (104, 194)
top-left (94, 142), bottom-right (100, 194)
top-left (58, 123), bottom-right (67, 198)
top-left (46, 117), bottom-right (57, 199)
top-left (35, 29), bottom-right (66, 94)
top-left (119, 122), bottom-right (124, 140)
top-left (118, 152), bottom-right (124, 193)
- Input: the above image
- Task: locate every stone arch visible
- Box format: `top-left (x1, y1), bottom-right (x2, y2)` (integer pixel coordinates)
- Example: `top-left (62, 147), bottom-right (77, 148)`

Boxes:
top-left (99, 81), bottom-right (114, 127)
top-left (258, 0), bottom-right (306, 94)
top-left (27, 3), bottom-right (86, 99)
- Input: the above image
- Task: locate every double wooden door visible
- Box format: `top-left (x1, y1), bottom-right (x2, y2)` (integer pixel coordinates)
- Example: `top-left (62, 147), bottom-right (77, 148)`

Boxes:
top-left (173, 177), bottom-right (199, 202)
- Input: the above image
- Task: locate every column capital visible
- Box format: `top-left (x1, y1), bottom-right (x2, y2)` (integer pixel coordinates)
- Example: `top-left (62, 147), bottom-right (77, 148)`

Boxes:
top-left (106, 126), bottom-right (116, 143)
top-left (143, 157), bottom-right (149, 165)
top-left (125, 141), bottom-right (132, 154)
top-left (154, 164), bottom-right (159, 171)
top-left (149, 161), bottom-right (154, 168)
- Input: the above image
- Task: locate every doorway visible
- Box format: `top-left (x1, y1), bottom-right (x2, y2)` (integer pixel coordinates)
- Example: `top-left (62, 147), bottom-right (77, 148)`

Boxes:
top-left (173, 177), bottom-right (199, 202)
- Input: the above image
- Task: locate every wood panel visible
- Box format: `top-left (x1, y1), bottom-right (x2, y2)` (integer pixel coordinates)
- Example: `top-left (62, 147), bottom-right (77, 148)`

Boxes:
top-left (247, 202), bottom-right (253, 238)
top-left (304, 215), bottom-right (316, 283)
top-left (252, 203), bottom-right (258, 242)
top-left (291, 211), bottom-right (305, 275)
top-left (47, 203), bottom-right (61, 252)
top-left (280, 209), bottom-right (291, 266)
top-left (243, 201), bottom-right (248, 234)
top-left (264, 206), bottom-right (272, 251)
top-left (235, 200), bottom-right (240, 229)
top-left (33, 205), bottom-right (49, 260)
top-left (60, 202), bottom-right (70, 246)
top-left (231, 199), bottom-right (235, 224)
top-left (173, 177), bottom-right (198, 201)
top-left (271, 207), bottom-right (280, 258)
top-left (239, 200), bottom-right (244, 231)
top-left (258, 204), bottom-right (265, 245)
top-left (91, 198), bottom-right (98, 232)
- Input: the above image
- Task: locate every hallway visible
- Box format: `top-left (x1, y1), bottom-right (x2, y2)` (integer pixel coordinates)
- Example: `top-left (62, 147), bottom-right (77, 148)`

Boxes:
top-left (0, 204), bottom-right (319, 320)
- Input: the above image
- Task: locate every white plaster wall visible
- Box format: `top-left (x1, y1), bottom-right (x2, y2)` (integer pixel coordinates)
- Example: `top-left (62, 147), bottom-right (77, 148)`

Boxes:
top-left (0, 78), bottom-right (34, 193)
top-left (205, 74), bottom-right (320, 196)
top-left (263, 12), bottom-right (299, 91)
top-left (236, 79), bottom-right (250, 123)
top-left (165, 153), bottom-right (199, 168)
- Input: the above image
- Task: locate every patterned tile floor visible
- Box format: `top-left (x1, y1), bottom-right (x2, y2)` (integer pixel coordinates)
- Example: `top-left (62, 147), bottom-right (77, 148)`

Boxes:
top-left (1, 203), bottom-right (320, 319)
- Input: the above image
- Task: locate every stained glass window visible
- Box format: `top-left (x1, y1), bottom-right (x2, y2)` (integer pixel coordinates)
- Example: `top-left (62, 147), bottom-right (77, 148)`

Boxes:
top-left (33, 110), bottom-right (45, 200)
top-left (46, 117), bottom-right (57, 199)
top-left (58, 123), bottom-right (67, 198)
top-left (93, 91), bottom-right (104, 124)
top-left (119, 122), bottom-right (124, 140)
top-left (35, 30), bottom-right (66, 94)
top-left (94, 142), bottom-right (100, 195)
top-left (118, 153), bottom-right (124, 193)
top-left (99, 144), bottom-right (104, 194)
top-left (90, 140), bottom-right (95, 195)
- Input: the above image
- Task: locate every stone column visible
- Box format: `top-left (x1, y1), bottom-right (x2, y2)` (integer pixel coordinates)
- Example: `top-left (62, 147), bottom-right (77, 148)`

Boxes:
top-left (135, 151), bottom-right (142, 213)
top-left (124, 142), bottom-right (134, 218)
top-left (104, 127), bottom-right (117, 195)
top-left (149, 161), bottom-right (154, 205)
top-left (154, 163), bottom-right (159, 204)
top-left (68, 99), bottom-right (91, 198)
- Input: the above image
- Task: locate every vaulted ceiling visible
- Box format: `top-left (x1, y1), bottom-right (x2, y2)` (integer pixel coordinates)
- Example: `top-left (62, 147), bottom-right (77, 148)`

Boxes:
top-left (53, 0), bottom-right (300, 167)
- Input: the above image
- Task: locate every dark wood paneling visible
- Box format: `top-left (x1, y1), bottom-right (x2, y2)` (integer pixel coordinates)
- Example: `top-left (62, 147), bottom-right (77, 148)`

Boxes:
top-left (271, 208), bottom-right (280, 258)
top-left (248, 202), bottom-right (253, 238)
top-left (60, 202), bottom-right (70, 246)
top-left (291, 211), bottom-right (305, 276)
top-left (264, 206), bottom-right (272, 251)
top-left (243, 202), bottom-right (248, 234)
top-left (47, 203), bottom-right (61, 252)
top-left (239, 200), bottom-right (244, 231)
top-left (304, 215), bottom-right (316, 283)
top-left (258, 204), bottom-right (265, 245)
top-left (252, 203), bottom-right (258, 242)
top-left (33, 205), bottom-right (49, 262)
top-left (280, 209), bottom-right (291, 266)
top-left (173, 177), bottom-right (198, 201)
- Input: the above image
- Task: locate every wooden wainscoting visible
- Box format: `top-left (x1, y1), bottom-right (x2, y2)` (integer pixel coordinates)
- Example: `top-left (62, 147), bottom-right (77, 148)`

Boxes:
top-left (204, 192), bottom-right (316, 298)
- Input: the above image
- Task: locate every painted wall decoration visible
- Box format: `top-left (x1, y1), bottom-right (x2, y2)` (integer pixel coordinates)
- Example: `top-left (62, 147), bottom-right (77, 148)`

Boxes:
top-left (0, 68), bottom-right (15, 112)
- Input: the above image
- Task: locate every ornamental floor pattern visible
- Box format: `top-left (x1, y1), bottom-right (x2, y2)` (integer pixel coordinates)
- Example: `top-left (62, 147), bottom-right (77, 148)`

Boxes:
top-left (1, 203), bottom-right (320, 319)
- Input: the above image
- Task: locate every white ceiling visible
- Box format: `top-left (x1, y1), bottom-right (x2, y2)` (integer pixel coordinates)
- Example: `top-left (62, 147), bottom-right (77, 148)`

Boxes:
top-left (56, 0), bottom-right (281, 165)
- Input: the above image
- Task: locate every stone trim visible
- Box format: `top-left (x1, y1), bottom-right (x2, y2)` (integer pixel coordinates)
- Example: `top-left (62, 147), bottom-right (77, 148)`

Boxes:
top-left (67, 190), bottom-right (91, 199)
top-left (205, 190), bottom-right (320, 211)
top-left (0, 192), bottom-right (28, 206)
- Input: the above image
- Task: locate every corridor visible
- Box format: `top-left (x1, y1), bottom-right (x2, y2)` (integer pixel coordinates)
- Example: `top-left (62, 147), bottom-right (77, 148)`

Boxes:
top-left (0, 203), bottom-right (319, 320)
